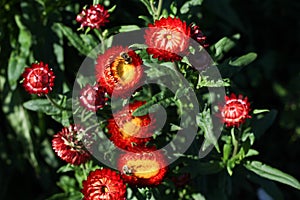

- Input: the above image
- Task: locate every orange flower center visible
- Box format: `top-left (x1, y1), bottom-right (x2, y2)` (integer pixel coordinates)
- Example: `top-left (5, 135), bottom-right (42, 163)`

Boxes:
top-left (111, 57), bottom-right (136, 85)
top-left (120, 117), bottom-right (142, 137)
top-left (126, 159), bottom-right (160, 179)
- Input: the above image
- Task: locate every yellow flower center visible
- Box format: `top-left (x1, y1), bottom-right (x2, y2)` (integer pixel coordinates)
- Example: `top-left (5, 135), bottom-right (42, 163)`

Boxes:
top-left (111, 57), bottom-right (136, 85)
top-left (121, 117), bottom-right (142, 137)
top-left (126, 159), bottom-right (160, 179)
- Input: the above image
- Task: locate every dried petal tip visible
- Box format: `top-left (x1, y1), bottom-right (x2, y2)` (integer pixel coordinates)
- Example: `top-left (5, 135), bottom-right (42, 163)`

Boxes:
top-left (76, 4), bottom-right (110, 29)
top-left (22, 61), bottom-right (55, 96)
top-left (189, 23), bottom-right (209, 48)
top-left (81, 168), bottom-right (126, 200)
top-left (52, 124), bottom-right (93, 165)
top-left (219, 94), bottom-right (251, 127)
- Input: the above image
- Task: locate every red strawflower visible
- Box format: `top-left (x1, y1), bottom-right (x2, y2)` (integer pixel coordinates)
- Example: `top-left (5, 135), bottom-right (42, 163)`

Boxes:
top-left (189, 23), bottom-right (209, 48)
top-left (219, 94), bottom-right (251, 127)
top-left (144, 16), bottom-right (190, 62)
top-left (22, 61), bottom-right (55, 96)
top-left (52, 124), bottom-right (93, 165)
top-left (117, 150), bottom-right (168, 186)
top-left (107, 101), bottom-right (155, 151)
top-left (79, 84), bottom-right (108, 112)
top-left (76, 4), bottom-right (109, 29)
top-left (82, 168), bottom-right (126, 200)
top-left (95, 46), bottom-right (144, 97)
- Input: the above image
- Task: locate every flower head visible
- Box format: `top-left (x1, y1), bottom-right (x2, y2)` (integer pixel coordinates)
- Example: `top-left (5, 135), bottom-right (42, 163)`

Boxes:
top-left (82, 168), bottom-right (126, 200)
top-left (117, 150), bottom-right (168, 186)
top-left (22, 61), bottom-right (55, 96)
top-left (95, 46), bottom-right (144, 97)
top-left (76, 4), bottom-right (109, 29)
top-left (145, 16), bottom-right (190, 62)
top-left (79, 84), bottom-right (108, 112)
top-left (107, 101), bottom-right (155, 151)
top-left (52, 124), bottom-right (93, 165)
top-left (189, 23), bottom-right (209, 48)
top-left (219, 94), bottom-right (251, 127)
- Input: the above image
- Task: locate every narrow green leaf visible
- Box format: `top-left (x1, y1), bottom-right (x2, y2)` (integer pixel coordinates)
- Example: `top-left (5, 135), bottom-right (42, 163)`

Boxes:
top-left (23, 99), bottom-right (60, 115)
top-left (8, 15), bottom-right (32, 90)
top-left (170, 2), bottom-right (177, 15)
top-left (212, 34), bottom-right (240, 60)
top-left (107, 25), bottom-right (140, 35)
top-left (229, 52), bottom-right (257, 67)
top-left (140, 0), bottom-right (154, 15)
top-left (246, 170), bottom-right (284, 200)
top-left (253, 109), bottom-right (270, 114)
top-left (197, 108), bottom-right (220, 153)
top-left (54, 23), bottom-right (92, 56)
top-left (180, 0), bottom-right (203, 14)
top-left (244, 161), bottom-right (300, 190)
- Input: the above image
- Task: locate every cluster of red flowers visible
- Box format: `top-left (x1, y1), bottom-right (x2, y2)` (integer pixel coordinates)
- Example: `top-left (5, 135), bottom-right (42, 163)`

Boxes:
top-left (19, 3), bottom-right (254, 200)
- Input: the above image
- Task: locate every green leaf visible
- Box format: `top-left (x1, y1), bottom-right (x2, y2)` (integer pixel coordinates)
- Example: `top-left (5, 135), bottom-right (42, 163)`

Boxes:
top-left (170, 2), bottom-right (177, 15)
top-left (229, 52), bottom-right (257, 67)
top-left (253, 109), bottom-right (270, 114)
top-left (140, 0), bottom-right (154, 15)
top-left (2, 90), bottom-right (39, 172)
top-left (180, 0), bottom-right (203, 14)
top-left (246, 170), bottom-right (284, 200)
top-left (107, 25), bottom-right (140, 35)
top-left (197, 108), bottom-right (220, 153)
top-left (212, 34), bottom-right (240, 60)
top-left (53, 23), bottom-right (93, 56)
top-left (23, 99), bottom-right (60, 115)
top-left (8, 15), bottom-right (32, 90)
top-left (244, 161), bottom-right (300, 190)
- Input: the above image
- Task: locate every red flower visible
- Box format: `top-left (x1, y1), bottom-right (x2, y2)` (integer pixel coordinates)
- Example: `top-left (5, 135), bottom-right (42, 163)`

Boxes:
top-left (189, 23), bottom-right (209, 48)
top-left (107, 101), bottom-right (155, 151)
top-left (22, 61), bottom-right (55, 96)
top-left (76, 4), bottom-right (109, 29)
top-left (79, 84), bottom-right (108, 112)
top-left (95, 46), bottom-right (144, 97)
top-left (82, 168), bottom-right (126, 200)
top-left (117, 150), bottom-right (168, 186)
top-left (219, 94), bottom-right (251, 127)
top-left (52, 124), bottom-right (93, 165)
top-left (144, 16), bottom-right (190, 62)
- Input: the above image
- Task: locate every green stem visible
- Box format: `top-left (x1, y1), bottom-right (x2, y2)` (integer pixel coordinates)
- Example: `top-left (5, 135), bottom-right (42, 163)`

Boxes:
top-left (93, 29), bottom-right (106, 54)
top-left (93, 0), bottom-right (100, 5)
top-left (231, 128), bottom-right (238, 157)
top-left (156, 0), bottom-right (163, 19)
top-left (45, 94), bottom-right (71, 111)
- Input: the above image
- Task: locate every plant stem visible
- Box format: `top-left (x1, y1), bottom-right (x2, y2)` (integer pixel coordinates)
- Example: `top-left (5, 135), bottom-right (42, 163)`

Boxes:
top-left (231, 128), bottom-right (239, 157)
top-left (46, 94), bottom-right (70, 111)
top-left (156, 0), bottom-right (163, 19)
top-left (93, 0), bottom-right (100, 5)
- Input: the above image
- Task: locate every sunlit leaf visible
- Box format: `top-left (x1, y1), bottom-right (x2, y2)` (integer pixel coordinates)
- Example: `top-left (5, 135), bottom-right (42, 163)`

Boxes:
top-left (244, 161), bottom-right (300, 190)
